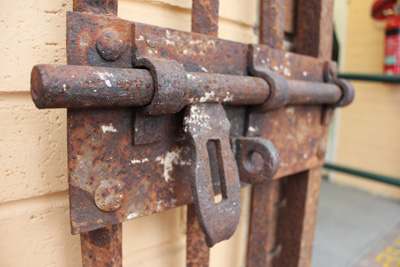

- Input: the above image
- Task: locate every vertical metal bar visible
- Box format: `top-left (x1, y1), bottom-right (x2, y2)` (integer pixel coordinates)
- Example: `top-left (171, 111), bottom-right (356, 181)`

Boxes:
top-left (71, 2), bottom-right (122, 266)
top-left (247, 180), bottom-right (286, 266)
top-left (186, 1), bottom-right (220, 265)
top-left (296, 0), bottom-right (335, 124)
top-left (278, 169), bottom-right (322, 266)
top-left (187, 204), bottom-right (210, 267)
top-left (275, 2), bottom-right (334, 266)
top-left (259, 0), bottom-right (286, 48)
top-left (246, 1), bottom-right (286, 266)
top-left (80, 224), bottom-right (123, 267)
top-left (191, 0), bottom-right (219, 37)
top-left (296, 0), bottom-right (334, 59)
top-left (73, 0), bottom-right (118, 15)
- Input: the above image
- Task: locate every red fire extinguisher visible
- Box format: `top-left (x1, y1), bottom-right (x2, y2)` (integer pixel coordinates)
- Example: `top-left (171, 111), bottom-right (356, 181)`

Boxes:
top-left (372, 0), bottom-right (400, 75)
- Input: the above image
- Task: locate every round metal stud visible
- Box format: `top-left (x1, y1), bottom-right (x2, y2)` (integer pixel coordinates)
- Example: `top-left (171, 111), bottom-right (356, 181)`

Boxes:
top-left (96, 28), bottom-right (126, 61)
top-left (94, 179), bottom-right (124, 211)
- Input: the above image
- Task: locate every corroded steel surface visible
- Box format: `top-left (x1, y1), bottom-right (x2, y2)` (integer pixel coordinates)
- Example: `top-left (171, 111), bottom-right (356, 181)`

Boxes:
top-left (248, 102), bottom-right (328, 179)
top-left (287, 80), bottom-right (342, 105)
top-left (184, 103), bottom-right (241, 247)
top-left (185, 73), bottom-right (269, 106)
top-left (94, 179), bottom-right (124, 211)
top-left (246, 45), bottom-right (334, 179)
top-left (247, 2), bottom-right (287, 261)
top-left (67, 12), bottom-right (131, 68)
top-left (32, 64), bottom-right (345, 109)
top-left (74, 0), bottom-right (117, 15)
top-left (249, 44), bottom-right (328, 82)
top-left (31, 65), bottom-right (153, 109)
top-left (69, 2), bottom-right (123, 267)
top-left (260, 0), bottom-right (285, 48)
top-left (187, 204), bottom-right (210, 267)
top-left (247, 179), bottom-right (287, 266)
top-left (135, 58), bottom-right (187, 115)
top-left (80, 223), bottom-right (122, 267)
top-left (29, 5), bottom-right (354, 237)
top-left (248, 45), bottom-right (289, 111)
top-left (132, 112), bottom-right (170, 145)
top-left (245, 104), bottom-right (329, 263)
top-left (60, 21), bottom-right (348, 233)
top-left (273, 1), bottom-right (334, 266)
top-left (186, 2), bottom-right (218, 263)
top-left (29, 0), bottom-right (355, 265)
top-left (332, 78), bottom-right (356, 107)
top-left (279, 169), bottom-right (322, 267)
top-left (192, 0), bottom-right (219, 37)
top-left (132, 23), bottom-right (247, 75)
top-left (232, 137), bottom-right (280, 185)
top-left (65, 10), bottom-right (341, 79)
top-left (68, 107), bottom-right (192, 233)
top-left (246, 1), bottom-right (336, 265)
top-left (296, 0), bottom-right (334, 59)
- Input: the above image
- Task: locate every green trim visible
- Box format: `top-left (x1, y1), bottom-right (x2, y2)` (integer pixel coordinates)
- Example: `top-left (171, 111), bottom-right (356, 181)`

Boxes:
top-left (323, 163), bottom-right (400, 187)
top-left (338, 73), bottom-right (400, 83)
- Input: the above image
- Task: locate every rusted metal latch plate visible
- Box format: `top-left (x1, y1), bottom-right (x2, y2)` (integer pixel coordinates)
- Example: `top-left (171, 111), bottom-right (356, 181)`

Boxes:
top-left (30, 9), bottom-right (354, 247)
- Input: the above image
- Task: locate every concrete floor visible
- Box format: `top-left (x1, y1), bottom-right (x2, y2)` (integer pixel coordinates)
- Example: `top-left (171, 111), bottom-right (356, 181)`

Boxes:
top-left (311, 179), bottom-right (400, 267)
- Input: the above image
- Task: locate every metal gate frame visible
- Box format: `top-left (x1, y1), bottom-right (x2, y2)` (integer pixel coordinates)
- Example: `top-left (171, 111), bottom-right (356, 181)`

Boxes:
top-left (30, 0), bottom-right (354, 266)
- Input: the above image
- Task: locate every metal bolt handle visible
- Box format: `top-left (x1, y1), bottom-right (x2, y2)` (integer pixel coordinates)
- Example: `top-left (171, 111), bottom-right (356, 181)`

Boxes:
top-left (184, 103), bottom-right (242, 247)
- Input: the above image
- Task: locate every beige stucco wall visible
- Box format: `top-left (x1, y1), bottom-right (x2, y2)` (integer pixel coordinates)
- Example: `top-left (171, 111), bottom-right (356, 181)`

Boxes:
top-left (0, 0), bottom-right (257, 266)
top-left (334, 0), bottom-right (400, 200)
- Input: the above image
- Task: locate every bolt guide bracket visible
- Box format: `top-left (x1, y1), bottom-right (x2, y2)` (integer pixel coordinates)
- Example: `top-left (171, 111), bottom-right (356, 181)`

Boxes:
top-left (30, 0), bottom-right (354, 265)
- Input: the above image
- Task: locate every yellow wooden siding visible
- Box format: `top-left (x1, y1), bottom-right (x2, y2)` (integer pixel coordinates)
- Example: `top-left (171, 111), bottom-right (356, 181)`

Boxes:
top-left (334, 0), bottom-right (400, 200)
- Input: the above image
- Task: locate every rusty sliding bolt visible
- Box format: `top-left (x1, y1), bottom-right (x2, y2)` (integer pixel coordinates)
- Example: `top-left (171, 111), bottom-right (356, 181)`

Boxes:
top-left (31, 64), bottom-right (344, 111)
top-left (31, 64), bottom-right (268, 109)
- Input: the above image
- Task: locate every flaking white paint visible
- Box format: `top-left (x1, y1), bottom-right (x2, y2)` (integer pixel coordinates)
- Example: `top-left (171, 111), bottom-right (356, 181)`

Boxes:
top-left (155, 147), bottom-right (191, 182)
top-left (101, 124), bottom-right (117, 133)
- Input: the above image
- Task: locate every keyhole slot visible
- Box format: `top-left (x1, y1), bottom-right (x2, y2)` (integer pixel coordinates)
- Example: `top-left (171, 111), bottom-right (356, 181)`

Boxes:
top-left (206, 139), bottom-right (228, 204)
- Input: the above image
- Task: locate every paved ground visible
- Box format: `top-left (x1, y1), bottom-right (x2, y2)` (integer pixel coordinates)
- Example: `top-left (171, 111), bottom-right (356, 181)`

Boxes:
top-left (311, 179), bottom-right (400, 267)
top-left (355, 224), bottom-right (400, 267)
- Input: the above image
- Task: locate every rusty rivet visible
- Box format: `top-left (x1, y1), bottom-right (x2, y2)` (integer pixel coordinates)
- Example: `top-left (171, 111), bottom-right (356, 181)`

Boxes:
top-left (94, 180), bottom-right (124, 211)
top-left (96, 28), bottom-right (126, 61)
